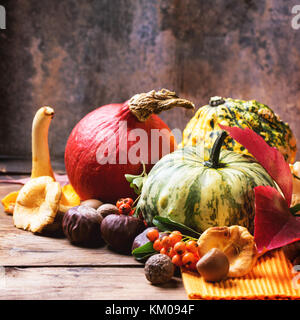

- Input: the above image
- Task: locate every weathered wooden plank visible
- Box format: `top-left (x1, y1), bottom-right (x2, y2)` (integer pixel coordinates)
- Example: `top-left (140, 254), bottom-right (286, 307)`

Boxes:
top-left (0, 182), bottom-right (187, 299)
top-left (0, 183), bottom-right (22, 195)
top-left (0, 183), bottom-right (140, 266)
top-left (0, 267), bottom-right (186, 300)
top-left (0, 159), bottom-right (65, 175)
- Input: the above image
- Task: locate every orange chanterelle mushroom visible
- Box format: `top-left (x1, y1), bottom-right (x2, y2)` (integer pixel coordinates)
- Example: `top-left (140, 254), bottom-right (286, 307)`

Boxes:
top-left (1, 107), bottom-right (80, 233)
top-left (13, 176), bottom-right (61, 233)
top-left (197, 225), bottom-right (258, 277)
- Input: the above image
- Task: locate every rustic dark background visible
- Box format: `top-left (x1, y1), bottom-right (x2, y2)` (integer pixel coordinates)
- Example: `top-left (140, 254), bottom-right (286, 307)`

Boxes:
top-left (1, 0), bottom-right (300, 162)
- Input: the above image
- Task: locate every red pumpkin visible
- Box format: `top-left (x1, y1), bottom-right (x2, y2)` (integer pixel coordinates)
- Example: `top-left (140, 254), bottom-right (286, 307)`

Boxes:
top-left (65, 89), bottom-right (194, 203)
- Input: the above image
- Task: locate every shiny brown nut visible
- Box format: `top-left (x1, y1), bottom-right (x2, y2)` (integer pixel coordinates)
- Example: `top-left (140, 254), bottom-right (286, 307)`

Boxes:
top-left (62, 205), bottom-right (104, 247)
top-left (81, 199), bottom-right (103, 209)
top-left (283, 241), bottom-right (300, 262)
top-left (97, 203), bottom-right (119, 218)
top-left (196, 248), bottom-right (229, 282)
top-left (101, 214), bottom-right (145, 254)
top-left (144, 254), bottom-right (174, 284)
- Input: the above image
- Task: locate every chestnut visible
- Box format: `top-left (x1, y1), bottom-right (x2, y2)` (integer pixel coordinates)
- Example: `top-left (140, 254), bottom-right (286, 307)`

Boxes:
top-left (196, 248), bottom-right (229, 282)
top-left (62, 205), bottom-right (104, 247)
top-left (101, 214), bottom-right (145, 254)
top-left (97, 203), bottom-right (119, 218)
top-left (81, 199), bottom-right (103, 209)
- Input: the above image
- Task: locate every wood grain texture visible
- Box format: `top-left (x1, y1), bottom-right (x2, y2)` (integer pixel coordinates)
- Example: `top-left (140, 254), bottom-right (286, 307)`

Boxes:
top-left (1, 0), bottom-right (300, 159)
top-left (0, 267), bottom-right (186, 300)
top-left (0, 159), bottom-right (65, 174)
top-left (0, 183), bottom-right (139, 266)
top-left (0, 182), bottom-right (187, 299)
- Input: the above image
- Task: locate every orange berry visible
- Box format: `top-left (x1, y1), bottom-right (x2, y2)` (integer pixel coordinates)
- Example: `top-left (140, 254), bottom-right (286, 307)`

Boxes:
top-left (194, 253), bottom-right (200, 261)
top-left (123, 198), bottom-right (133, 207)
top-left (182, 252), bottom-right (198, 266)
top-left (167, 247), bottom-right (176, 258)
top-left (161, 236), bottom-right (170, 248)
top-left (160, 247), bottom-right (168, 255)
top-left (174, 241), bottom-right (186, 255)
top-left (172, 230), bottom-right (182, 238)
top-left (116, 198), bottom-right (125, 208)
top-left (153, 239), bottom-right (162, 252)
top-left (118, 203), bottom-right (131, 215)
top-left (169, 231), bottom-right (182, 246)
top-left (147, 229), bottom-right (159, 242)
top-left (186, 240), bottom-right (198, 254)
top-left (172, 254), bottom-right (183, 267)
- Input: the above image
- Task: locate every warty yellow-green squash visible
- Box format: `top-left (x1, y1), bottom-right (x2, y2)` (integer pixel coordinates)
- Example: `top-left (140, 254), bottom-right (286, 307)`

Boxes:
top-left (179, 97), bottom-right (296, 163)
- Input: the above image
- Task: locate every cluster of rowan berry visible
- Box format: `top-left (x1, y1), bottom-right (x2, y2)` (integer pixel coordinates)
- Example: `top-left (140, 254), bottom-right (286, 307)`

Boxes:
top-left (116, 198), bottom-right (135, 216)
top-left (146, 229), bottom-right (199, 270)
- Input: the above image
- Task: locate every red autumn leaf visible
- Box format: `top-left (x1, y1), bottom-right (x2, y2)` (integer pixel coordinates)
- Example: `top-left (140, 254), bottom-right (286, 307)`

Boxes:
top-left (254, 185), bottom-right (300, 254)
top-left (219, 124), bottom-right (293, 207)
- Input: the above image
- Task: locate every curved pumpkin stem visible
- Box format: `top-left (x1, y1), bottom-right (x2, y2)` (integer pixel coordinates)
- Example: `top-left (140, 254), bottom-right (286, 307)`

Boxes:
top-left (128, 89), bottom-right (195, 122)
top-left (209, 96), bottom-right (225, 107)
top-left (204, 131), bottom-right (228, 168)
top-left (31, 107), bottom-right (55, 179)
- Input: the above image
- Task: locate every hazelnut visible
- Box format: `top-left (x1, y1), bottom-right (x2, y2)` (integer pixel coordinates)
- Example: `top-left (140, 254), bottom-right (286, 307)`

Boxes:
top-left (144, 254), bottom-right (174, 284)
top-left (196, 248), bottom-right (229, 282)
top-left (81, 199), bottom-right (103, 209)
top-left (97, 203), bottom-right (119, 218)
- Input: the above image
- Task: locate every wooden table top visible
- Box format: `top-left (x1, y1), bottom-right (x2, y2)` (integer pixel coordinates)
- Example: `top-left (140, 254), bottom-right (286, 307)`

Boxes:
top-left (0, 180), bottom-right (187, 300)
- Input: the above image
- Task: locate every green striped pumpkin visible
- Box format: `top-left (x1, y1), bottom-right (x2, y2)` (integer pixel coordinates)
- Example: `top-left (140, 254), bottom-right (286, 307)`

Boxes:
top-left (137, 132), bottom-right (276, 234)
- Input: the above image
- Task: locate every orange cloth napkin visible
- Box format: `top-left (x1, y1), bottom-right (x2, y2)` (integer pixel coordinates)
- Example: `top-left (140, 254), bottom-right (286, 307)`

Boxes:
top-left (182, 249), bottom-right (300, 300)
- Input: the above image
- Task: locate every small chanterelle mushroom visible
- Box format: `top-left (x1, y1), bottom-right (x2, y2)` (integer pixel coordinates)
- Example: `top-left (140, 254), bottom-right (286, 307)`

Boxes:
top-left (13, 176), bottom-right (62, 233)
top-left (197, 225), bottom-right (258, 278)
